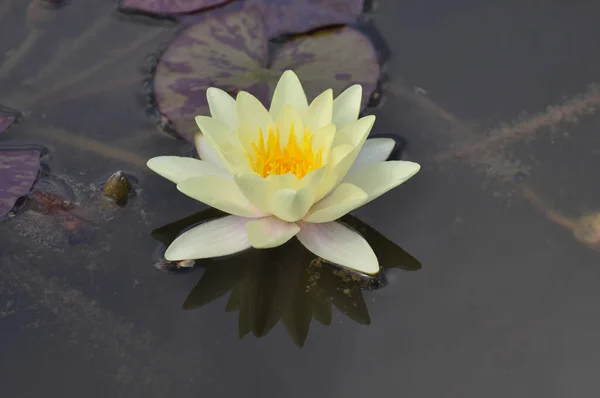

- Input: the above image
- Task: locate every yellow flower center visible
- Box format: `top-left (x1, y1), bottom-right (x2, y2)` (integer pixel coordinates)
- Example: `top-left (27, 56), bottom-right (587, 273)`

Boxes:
top-left (247, 124), bottom-right (323, 178)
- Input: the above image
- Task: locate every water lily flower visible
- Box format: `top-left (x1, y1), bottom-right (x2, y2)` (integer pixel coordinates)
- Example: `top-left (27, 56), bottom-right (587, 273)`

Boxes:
top-left (148, 70), bottom-right (420, 275)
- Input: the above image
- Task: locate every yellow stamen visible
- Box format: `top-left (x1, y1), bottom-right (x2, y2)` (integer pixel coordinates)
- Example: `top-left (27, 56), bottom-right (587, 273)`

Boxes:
top-left (247, 123), bottom-right (323, 178)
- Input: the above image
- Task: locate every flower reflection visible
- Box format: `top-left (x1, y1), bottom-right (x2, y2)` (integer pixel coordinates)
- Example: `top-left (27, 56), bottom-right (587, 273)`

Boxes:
top-left (152, 208), bottom-right (421, 347)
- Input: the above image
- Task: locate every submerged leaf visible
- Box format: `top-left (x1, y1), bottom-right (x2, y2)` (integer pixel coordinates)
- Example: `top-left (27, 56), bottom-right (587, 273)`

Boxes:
top-left (153, 7), bottom-right (379, 141)
top-left (119, 0), bottom-right (230, 15)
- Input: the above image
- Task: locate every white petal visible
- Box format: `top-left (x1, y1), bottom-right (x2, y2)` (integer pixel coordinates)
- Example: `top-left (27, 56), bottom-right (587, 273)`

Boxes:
top-left (237, 91), bottom-right (273, 139)
top-left (206, 87), bottom-right (238, 130)
top-left (332, 84), bottom-right (362, 130)
top-left (315, 115), bottom-right (377, 200)
top-left (234, 172), bottom-right (295, 213)
top-left (275, 104), bottom-right (305, 146)
top-left (177, 175), bottom-right (266, 218)
top-left (147, 156), bottom-right (225, 184)
top-left (270, 70), bottom-right (308, 119)
top-left (194, 134), bottom-right (227, 170)
top-left (315, 143), bottom-right (354, 200)
top-left (333, 114), bottom-right (376, 149)
top-left (303, 183), bottom-right (367, 223)
top-left (246, 216), bottom-right (300, 248)
top-left (234, 167), bottom-right (325, 212)
top-left (303, 89), bottom-right (333, 132)
top-left (311, 124), bottom-right (336, 164)
top-left (195, 116), bottom-right (247, 172)
top-left (351, 138), bottom-right (395, 168)
top-left (269, 187), bottom-right (314, 222)
top-left (296, 221), bottom-right (379, 275)
top-left (341, 161), bottom-right (421, 206)
top-left (165, 216), bottom-right (251, 261)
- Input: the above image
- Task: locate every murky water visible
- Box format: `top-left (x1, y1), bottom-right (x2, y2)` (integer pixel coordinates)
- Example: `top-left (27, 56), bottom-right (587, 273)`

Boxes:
top-left (2, 0), bottom-right (600, 397)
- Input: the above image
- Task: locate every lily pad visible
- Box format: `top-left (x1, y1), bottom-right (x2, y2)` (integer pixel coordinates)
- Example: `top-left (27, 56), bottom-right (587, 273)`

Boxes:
top-left (153, 7), bottom-right (380, 141)
top-left (0, 151), bottom-right (41, 218)
top-left (258, 0), bottom-right (365, 38)
top-left (0, 110), bottom-right (41, 219)
top-left (178, 0), bottom-right (366, 39)
top-left (119, 0), bottom-right (230, 15)
top-left (0, 113), bottom-right (16, 136)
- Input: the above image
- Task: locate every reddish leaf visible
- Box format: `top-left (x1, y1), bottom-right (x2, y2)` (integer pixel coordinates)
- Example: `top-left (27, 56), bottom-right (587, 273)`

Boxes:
top-left (154, 7), bottom-right (379, 141)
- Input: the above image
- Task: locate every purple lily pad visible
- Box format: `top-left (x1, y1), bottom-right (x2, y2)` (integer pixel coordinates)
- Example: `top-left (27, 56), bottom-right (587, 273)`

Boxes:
top-left (0, 111), bottom-right (41, 218)
top-left (260, 0), bottom-right (364, 38)
top-left (178, 0), bottom-right (365, 39)
top-left (153, 7), bottom-right (379, 141)
top-left (119, 0), bottom-right (231, 15)
top-left (0, 114), bottom-right (16, 136)
top-left (0, 151), bottom-right (41, 218)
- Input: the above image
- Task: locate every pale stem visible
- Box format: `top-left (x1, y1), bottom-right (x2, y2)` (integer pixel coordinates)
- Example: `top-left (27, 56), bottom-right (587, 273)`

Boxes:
top-left (24, 14), bottom-right (112, 85)
top-left (0, 0), bottom-right (13, 21)
top-left (0, 29), bottom-right (43, 80)
top-left (20, 28), bottom-right (164, 107)
top-left (521, 184), bottom-right (576, 230)
top-left (48, 76), bottom-right (140, 105)
top-left (26, 125), bottom-right (150, 169)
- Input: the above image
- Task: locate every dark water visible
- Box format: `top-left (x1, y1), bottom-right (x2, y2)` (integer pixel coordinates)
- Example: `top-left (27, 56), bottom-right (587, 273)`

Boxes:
top-left (2, 0), bottom-right (600, 397)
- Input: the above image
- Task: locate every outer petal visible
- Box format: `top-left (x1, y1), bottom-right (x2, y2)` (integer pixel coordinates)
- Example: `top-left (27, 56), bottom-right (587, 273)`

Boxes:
top-left (270, 70), bottom-right (308, 119)
top-left (237, 91), bottom-right (274, 139)
top-left (206, 87), bottom-right (238, 130)
top-left (296, 221), bottom-right (379, 275)
top-left (269, 188), bottom-right (314, 222)
top-left (332, 84), bottom-right (362, 130)
top-left (246, 216), bottom-right (300, 248)
top-left (341, 161), bottom-right (421, 206)
top-left (303, 89), bottom-right (333, 132)
top-left (165, 216), bottom-right (251, 261)
top-left (177, 175), bottom-right (266, 218)
top-left (303, 183), bottom-right (367, 223)
top-left (351, 138), bottom-right (395, 168)
top-left (194, 134), bottom-right (227, 170)
top-left (147, 156), bottom-right (225, 184)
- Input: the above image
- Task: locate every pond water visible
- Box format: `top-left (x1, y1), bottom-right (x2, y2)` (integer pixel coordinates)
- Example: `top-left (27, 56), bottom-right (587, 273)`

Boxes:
top-left (2, 0), bottom-right (600, 397)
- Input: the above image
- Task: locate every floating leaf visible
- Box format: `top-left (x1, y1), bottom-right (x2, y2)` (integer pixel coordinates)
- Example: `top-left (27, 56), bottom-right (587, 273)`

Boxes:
top-left (153, 7), bottom-right (379, 141)
top-left (0, 109), bottom-right (41, 218)
top-left (178, 0), bottom-right (366, 38)
top-left (119, 0), bottom-right (230, 15)
top-left (0, 111), bottom-right (17, 136)
top-left (0, 151), bottom-right (41, 218)
top-left (259, 0), bottom-right (364, 38)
